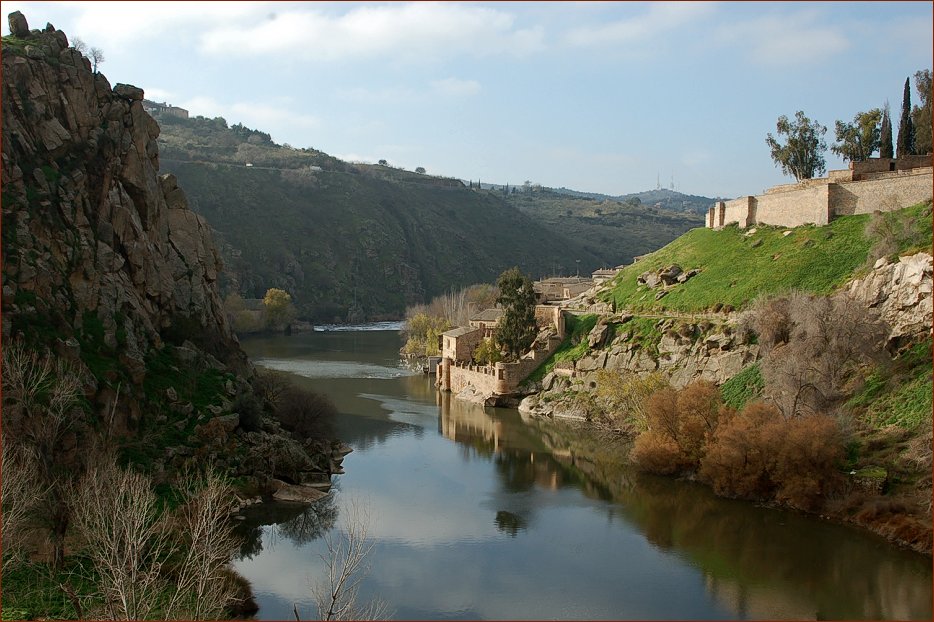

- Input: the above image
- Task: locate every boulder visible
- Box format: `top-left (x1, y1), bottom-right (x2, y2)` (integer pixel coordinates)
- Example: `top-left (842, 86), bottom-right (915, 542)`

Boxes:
top-left (270, 479), bottom-right (329, 504)
top-left (113, 83), bottom-right (144, 101)
top-left (8, 11), bottom-right (29, 37)
top-left (658, 264), bottom-right (683, 285)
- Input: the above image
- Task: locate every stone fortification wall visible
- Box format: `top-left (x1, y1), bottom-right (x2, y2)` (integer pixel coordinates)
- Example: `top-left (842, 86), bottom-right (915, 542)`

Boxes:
top-left (756, 184), bottom-right (831, 226)
top-left (449, 362), bottom-right (498, 395)
top-left (723, 196), bottom-right (754, 228)
top-left (707, 163), bottom-right (932, 230)
top-left (830, 168), bottom-right (933, 216)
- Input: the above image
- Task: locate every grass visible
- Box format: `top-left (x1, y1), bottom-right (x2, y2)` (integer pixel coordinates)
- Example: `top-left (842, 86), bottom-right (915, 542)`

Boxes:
top-left (720, 364), bottom-right (764, 411)
top-left (600, 202), bottom-right (931, 313)
top-left (1, 558), bottom-right (102, 620)
top-left (848, 339), bottom-right (933, 431)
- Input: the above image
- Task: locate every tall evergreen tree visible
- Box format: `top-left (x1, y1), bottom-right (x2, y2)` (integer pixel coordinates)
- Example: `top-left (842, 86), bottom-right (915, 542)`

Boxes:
top-left (879, 101), bottom-right (894, 159)
top-left (896, 77), bottom-right (915, 157)
top-left (494, 267), bottom-right (537, 359)
top-left (911, 69), bottom-right (932, 155)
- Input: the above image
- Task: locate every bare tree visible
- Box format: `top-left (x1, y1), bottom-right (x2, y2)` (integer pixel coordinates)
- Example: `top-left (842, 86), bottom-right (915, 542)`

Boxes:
top-left (165, 469), bottom-right (239, 620)
top-left (1, 342), bottom-right (86, 568)
top-left (71, 36), bottom-right (87, 54)
top-left (754, 292), bottom-right (889, 418)
top-left (307, 499), bottom-right (389, 621)
top-left (71, 458), bottom-right (175, 620)
top-left (1, 438), bottom-right (42, 573)
top-left (71, 458), bottom-right (239, 620)
top-left (90, 46), bottom-right (105, 72)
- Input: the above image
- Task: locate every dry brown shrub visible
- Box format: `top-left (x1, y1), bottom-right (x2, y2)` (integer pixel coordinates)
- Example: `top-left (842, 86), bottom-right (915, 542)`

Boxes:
top-left (676, 381), bottom-right (722, 463)
top-left (700, 401), bottom-right (778, 499)
top-left (645, 387), bottom-right (680, 443)
top-left (631, 432), bottom-right (689, 475)
top-left (767, 414), bottom-right (844, 510)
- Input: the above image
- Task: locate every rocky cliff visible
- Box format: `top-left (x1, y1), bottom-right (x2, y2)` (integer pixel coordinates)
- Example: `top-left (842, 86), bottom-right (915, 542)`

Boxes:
top-left (2, 15), bottom-right (246, 407)
top-left (522, 251), bottom-right (932, 420)
top-left (0, 13), bottom-right (369, 503)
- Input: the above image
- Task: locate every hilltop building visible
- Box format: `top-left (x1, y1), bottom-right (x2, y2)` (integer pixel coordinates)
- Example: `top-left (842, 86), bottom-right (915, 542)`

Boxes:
top-left (707, 156), bottom-right (932, 230)
top-left (142, 99), bottom-right (189, 120)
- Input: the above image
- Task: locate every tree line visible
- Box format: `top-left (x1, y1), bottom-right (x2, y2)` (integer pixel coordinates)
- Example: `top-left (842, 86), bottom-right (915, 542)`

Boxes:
top-left (767, 70), bottom-right (931, 181)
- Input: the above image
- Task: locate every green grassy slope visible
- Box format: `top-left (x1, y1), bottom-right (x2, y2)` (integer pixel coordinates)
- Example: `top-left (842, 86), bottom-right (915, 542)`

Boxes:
top-left (601, 202), bottom-right (932, 313)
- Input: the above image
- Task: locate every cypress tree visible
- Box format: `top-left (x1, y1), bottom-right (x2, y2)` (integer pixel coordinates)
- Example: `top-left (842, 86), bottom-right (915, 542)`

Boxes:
top-left (896, 77), bottom-right (915, 157)
top-left (879, 101), bottom-right (894, 159)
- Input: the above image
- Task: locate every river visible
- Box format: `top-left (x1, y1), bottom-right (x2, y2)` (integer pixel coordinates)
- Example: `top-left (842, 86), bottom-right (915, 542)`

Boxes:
top-left (233, 326), bottom-right (932, 620)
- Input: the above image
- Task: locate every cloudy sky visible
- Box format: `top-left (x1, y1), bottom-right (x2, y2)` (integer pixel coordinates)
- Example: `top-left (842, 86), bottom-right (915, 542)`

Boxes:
top-left (3, 1), bottom-right (931, 198)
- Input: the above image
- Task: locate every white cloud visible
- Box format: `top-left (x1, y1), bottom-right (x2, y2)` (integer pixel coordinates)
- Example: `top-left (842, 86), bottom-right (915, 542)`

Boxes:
top-left (564, 2), bottom-right (717, 47)
top-left (717, 9), bottom-right (850, 66)
top-left (49, 1), bottom-right (269, 49)
top-left (142, 86), bottom-right (175, 102)
top-left (177, 95), bottom-right (320, 135)
top-left (432, 78), bottom-right (481, 97)
top-left (199, 2), bottom-right (545, 62)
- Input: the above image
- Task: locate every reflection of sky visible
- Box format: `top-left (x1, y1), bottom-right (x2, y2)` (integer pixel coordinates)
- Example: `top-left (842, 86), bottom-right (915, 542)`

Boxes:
top-left (234, 331), bottom-right (934, 621)
top-left (234, 404), bottom-right (733, 620)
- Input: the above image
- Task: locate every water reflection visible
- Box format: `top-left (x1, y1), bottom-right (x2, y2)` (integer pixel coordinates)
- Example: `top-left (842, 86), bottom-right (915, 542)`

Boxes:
top-left (234, 496), bottom-right (338, 561)
top-left (236, 331), bottom-right (933, 620)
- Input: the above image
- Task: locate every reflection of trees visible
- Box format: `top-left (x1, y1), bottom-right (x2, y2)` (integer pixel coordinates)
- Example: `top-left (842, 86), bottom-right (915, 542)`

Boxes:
top-left (233, 496), bottom-right (339, 561)
top-left (495, 510), bottom-right (528, 537)
top-left (276, 494), bottom-right (338, 545)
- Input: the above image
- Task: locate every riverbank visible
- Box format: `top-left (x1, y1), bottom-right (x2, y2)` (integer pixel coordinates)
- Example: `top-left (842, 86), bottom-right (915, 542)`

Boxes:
top-left (518, 388), bottom-right (933, 556)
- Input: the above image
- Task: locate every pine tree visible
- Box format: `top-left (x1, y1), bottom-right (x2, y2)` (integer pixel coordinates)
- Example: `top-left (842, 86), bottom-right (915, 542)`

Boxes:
top-left (896, 77), bottom-right (915, 158)
top-left (879, 101), bottom-right (894, 159)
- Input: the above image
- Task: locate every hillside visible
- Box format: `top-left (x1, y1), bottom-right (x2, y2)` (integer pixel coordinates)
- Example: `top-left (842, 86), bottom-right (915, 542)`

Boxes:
top-left (600, 201), bottom-right (933, 313)
top-left (155, 115), bottom-right (701, 322)
top-left (505, 188), bottom-right (704, 267)
top-left (519, 202), bottom-right (933, 552)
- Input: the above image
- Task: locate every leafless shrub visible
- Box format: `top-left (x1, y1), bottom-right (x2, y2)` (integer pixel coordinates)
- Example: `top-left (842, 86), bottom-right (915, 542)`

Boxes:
top-left (1, 438), bottom-right (42, 572)
top-left (2, 342), bottom-right (87, 568)
top-left (308, 499), bottom-right (390, 621)
top-left (71, 459), bottom-right (239, 620)
top-left (754, 292), bottom-right (888, 418)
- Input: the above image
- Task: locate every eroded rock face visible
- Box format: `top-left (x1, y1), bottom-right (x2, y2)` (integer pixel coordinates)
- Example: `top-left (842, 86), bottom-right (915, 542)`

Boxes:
top-left (847, 252), bottom-right (933, 345)
top-left (1, 16), bottom-right (247, 409)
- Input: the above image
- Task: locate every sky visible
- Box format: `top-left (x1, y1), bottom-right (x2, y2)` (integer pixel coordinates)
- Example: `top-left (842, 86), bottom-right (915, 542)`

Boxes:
top-left (2, 1), bottom-right (931, 199)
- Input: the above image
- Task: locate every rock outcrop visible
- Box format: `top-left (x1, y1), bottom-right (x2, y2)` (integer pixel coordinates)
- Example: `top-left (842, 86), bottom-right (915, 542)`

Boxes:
top-left (847, 252), bottom-right (933, 345)
top-left (2, 14), bottom-right (247, 403)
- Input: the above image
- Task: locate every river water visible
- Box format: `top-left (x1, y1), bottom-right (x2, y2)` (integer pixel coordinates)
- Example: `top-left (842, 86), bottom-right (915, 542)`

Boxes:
top-left (233, 327), bottom-right (932, 620)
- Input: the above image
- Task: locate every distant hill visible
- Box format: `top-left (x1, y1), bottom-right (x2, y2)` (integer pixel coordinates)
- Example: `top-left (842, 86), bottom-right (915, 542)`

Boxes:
top-left (502, 188), bottom-right (704, 268)
top-left (548, 186), bottom-right (719, 215)
top-left (157, 116), bottom-right (619, 322)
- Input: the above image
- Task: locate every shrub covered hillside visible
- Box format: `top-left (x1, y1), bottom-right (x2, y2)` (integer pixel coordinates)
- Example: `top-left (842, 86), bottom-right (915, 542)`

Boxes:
top-left (156, 116), bottom-right (618, 323)
top-left (601, 201), bottom-right (932, 313)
